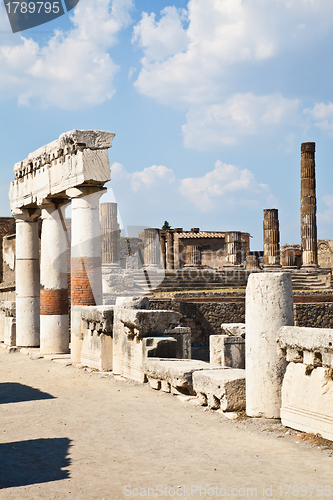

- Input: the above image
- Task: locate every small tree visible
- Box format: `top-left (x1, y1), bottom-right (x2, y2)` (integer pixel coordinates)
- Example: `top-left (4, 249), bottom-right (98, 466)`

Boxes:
top-left (161, 220), bottom-right (172, 230)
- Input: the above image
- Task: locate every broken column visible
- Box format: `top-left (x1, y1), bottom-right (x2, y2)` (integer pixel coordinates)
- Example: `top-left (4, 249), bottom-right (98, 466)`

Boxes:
top-left (100, 202), bottom-right (120, 265)
top-left (144, 228), bottom-right (161, 267)
top-left (245, 272), bottom-right (294, 418)
top-left (40, 200), bottom-right (69, 354)
top-left (14, 208), bottom-right (40, 347)
top-left (301, 142), bottom-right (318, 268)
top-left (225, 231), bottom-right (242, 266)
top-left (263, 209), bottom-right (281, 268)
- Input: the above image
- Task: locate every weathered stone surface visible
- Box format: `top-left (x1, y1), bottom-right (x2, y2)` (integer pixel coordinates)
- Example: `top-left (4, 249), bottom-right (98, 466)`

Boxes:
top-left (144, 359), bottom-right (210, 392)
top-left (115, 296), bottom-right (149, 310)
top-left (163, 327), bottom-right (191, 359)
top-left (277, 326), bottom-right (333, 355)
top-left (210, 335), bottom-right (245, 368)
top-left (263, 209), bottom-right (280, 267)
top-left (221, 323), bottom-right (245, 338)
top-left (143, 337), bottom-right (177, 359)
top-left (4, 316), bottom-right (16, 347)
top-left (193, 368), bottom-right (245, 411)
top-left (246, 272), bottom-right (293, 418)
top-left (281, 362), bottom-right (333, 442)
top-left (9, 130), bottom-right (114, 211)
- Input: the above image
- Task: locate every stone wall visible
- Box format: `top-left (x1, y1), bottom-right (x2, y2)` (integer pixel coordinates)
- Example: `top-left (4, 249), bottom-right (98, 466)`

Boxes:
top-left (294, 302), bottom-right (333, 328)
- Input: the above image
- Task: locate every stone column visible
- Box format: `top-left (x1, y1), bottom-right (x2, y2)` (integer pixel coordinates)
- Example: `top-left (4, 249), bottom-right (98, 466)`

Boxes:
top-left (144, 228), bottom-right (160, 267)
top-left (246, 272), bottom-right (293, 418)
top-left (184, 244), bottom-right (200, 267)
top-left (166, 231), bottom-right (174, 270)
top-left (67, 186), bottom-right (106, 363)
top-left (225, 232), bottom-right (242, 266)
top-left (14, 208), bottom-right (40, 347)
top-left (301, 142), bottom-right (318, 268)
top-left (40, 200), bottom-right (69, 355)
top-left (263, 209), bottom-right (281, 268)
top-left (173, 229), bottom-right (183, 269)
top-left (159, 232), bottom-right (167, 269)
top-left (100, 202), bottom-right (120, 265)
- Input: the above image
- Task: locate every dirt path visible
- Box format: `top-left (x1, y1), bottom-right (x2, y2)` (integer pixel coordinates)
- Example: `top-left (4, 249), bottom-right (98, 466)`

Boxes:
top-left (0, 348), bottom-right (332, 500)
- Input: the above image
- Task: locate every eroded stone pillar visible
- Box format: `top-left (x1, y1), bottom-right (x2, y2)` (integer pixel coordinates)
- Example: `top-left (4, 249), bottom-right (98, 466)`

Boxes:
top-left (166, 231), bottom-right (174, 270)
top-left (40, 200), bottom-right (69, 354)
top-left (184, 244), bottom-right (200, 267)
top-left (246, 272), bottom-right (293, 418)
top-left (67, 186), bottom-right (106, 363)
top-left (100, 202), bottom-right (120, 265)
top-left (14, 208), bottom-right (40, 347)
top-left (225, 232), bottom-right (242, 266)
top-left (144, 228), bottom-right (160, 267)
top-left (301, 142), bottom-right (318, 268)
top-left (263, 209), bottom-right (281, 268)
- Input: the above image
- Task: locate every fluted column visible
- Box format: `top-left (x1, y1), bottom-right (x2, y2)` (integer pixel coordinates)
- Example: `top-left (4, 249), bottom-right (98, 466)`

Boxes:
top-left (40, 200), bottom-right (69, 354)
top-left (14, 208), bottom-right (40, 347)
top-left (144, 228), bottom-right (160, 267)
top-left (225, 232), bottom-right (242, 266)
top-left (100, 202), bottom-right (120, 265)
top-left (263, 209), bottom-right (281, 268)
top-left (166, 231), bottom-right (174, 270)
top-left (301, 142), bottom-right (318, 268)
top-left (184, 244), bottom-right (200, 267)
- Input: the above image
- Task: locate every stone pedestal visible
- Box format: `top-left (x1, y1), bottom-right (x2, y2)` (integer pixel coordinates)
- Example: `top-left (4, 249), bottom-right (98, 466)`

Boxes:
top-left (144, 228), bottom-right (160, 267)
top-left (100, 203), bottom-right (120, 265)
top-left (225, 232), bottom-right (242, 266)
top-left (263, 209), bottom-right (281, 268)
top-left (301, 142), bottom-right (318, 268)
top-left (67, 186), bottom-right (106, 363)
top-left (14, 208), bottom-right (40, 347)
top-left (245, 272), bottom-right (293, 418)
top-left (40, 201), bottom-right (69, 355)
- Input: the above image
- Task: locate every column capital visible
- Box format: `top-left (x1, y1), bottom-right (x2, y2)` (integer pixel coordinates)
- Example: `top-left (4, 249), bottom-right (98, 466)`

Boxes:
top-left (66, 186), bottom-right (107, 199)
top-left (12, 207), bottom-right (40, 221)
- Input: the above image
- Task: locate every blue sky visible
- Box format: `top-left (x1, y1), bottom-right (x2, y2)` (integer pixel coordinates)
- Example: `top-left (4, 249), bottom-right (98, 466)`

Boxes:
top-left (1, 0), bottom-right (333, 250)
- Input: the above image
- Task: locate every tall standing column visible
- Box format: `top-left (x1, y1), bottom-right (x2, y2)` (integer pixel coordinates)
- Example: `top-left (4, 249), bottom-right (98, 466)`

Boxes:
top-left (263, 209), bottom-right (281, 268)
top-left (166, 231), bottom-right (174, 270)
top-left (246, 272), bottom-right (293, 418)
top-left (144, 228), bottom-right (160, 267)
top-left (67, 186), bottom-right (106, 363)
top-left (100, 202), bottom-right (120, 265)
top-left (40, 200), bottom-right (69, 354)
top-left (14, 208), bottom-right (40, 347)
top-left (301, 142), bottom-right (318, 267)
top-left (225, 231), bottom-right (242, 266)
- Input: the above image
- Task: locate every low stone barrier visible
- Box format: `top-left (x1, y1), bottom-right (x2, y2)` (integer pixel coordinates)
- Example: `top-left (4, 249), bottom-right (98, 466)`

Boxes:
top-left (2, 301), bottom-right (16, 347)
top-left (277, 326), bottom-right (333, 441)
top-left (80, 306), bottom-right (114, 371)
top-left (192, 369), bottom-right (246, 411)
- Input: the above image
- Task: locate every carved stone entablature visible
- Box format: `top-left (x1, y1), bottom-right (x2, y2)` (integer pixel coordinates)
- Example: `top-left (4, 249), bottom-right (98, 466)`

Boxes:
top-left (9, 129), bottom-right (114, 211)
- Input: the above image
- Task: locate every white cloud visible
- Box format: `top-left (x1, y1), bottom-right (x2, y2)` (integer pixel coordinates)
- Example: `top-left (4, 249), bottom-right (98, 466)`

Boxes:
top-left (304, 102), bottom-right (333, 136)
top-left (318, 194), bottom-right (333, 224)
top-left (132, 0), bottom-right (333, 107)
top-left (182, 93), bottom-right (300, 149)
top-left (0, 0), bottom-right (133, 108)
top-left (111, 160), bottom-right (272, 215)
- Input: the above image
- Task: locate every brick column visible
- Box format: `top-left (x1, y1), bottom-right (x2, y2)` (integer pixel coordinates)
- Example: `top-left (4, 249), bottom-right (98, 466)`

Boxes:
top-left (40, 200), bottom-right (69, 354)
top-left (301, 142), bottom-right (318, 268)
top-left (225, 232), bottom-right (242, 266)
top-left (13, 208), bottom-right (40, 347)
top-left (263, 209), bottom-right (281, 268)
top-left (100, 202), bottom-right (120, 265)
top-left (67, 186), bottom-right (106, 363)
top-left (166, 231), bottom-right (174, 270)
top-left (144, 228), bottom-right (160, 267)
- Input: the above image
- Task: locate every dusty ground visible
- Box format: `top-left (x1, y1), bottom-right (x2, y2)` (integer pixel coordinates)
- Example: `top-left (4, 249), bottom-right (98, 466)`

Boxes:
top-left (0, 347), bottom-right (332, 500)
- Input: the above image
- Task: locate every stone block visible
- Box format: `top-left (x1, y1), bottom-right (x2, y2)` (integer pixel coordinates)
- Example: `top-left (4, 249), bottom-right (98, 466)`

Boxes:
top-left (163, 327), bottom-right (191, 359)
top-left (281, 362), bottom-right (333, 442)
top-left (81, 330), bottom-right (113, 371)
top-left (210, 335), bottom-right (245, 368)
top-left (277, 326), bottom-right (333, 354)
top-left (144, 359), bottom-right (210, 393)
top-left (192, 369), bottom-right (246, 411)
top-left (115, 296), bottom-right (149, 310)
top-left (221, 323), bottom-right (245, 338)
top-left (143, 337), bottom-right (177, 359)
top-left (286, 347), bottom-right (303, 363)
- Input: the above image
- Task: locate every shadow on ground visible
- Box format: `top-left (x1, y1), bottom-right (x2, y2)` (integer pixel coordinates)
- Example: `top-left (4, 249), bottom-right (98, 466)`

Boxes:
top-left (0, 438), bottom-right (71, 488)
top-left (0, 382), bottom-right (55, 404)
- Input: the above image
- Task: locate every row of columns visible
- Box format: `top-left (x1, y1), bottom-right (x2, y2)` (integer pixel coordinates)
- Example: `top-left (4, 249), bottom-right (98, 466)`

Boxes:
top-left (14, 186), bottom-right (105, 353)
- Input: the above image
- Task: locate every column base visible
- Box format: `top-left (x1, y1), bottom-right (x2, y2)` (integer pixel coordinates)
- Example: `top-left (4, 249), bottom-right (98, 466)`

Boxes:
top-left (40, 315), bottom-right (69, 355)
